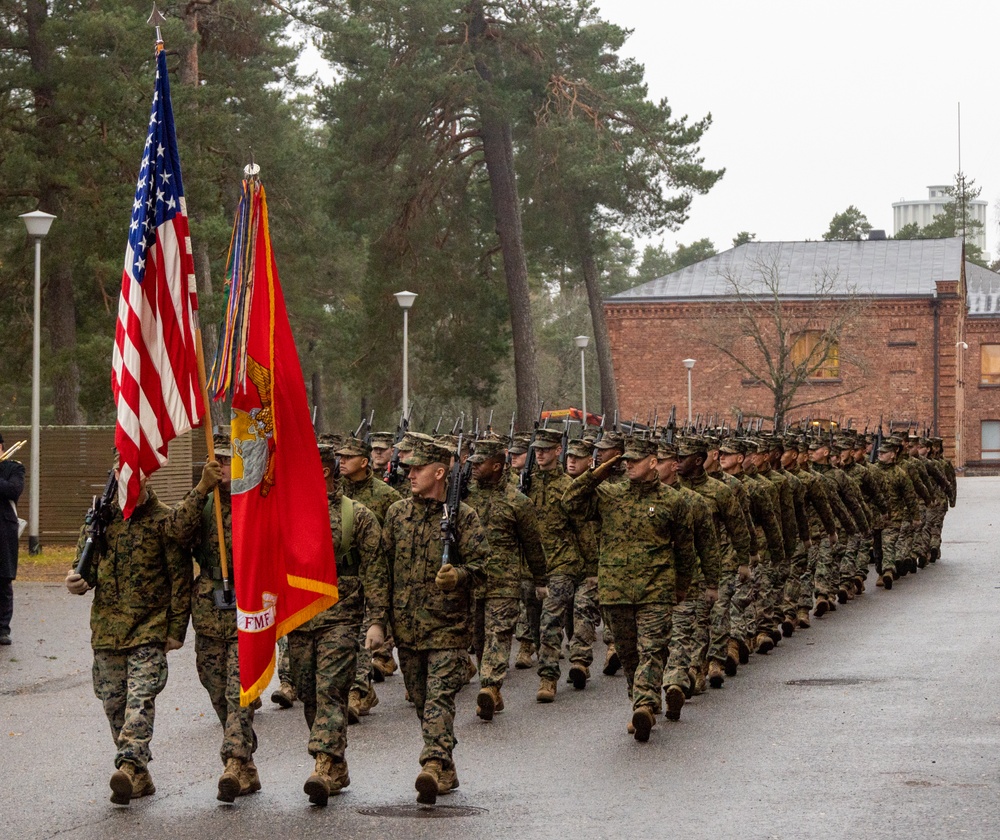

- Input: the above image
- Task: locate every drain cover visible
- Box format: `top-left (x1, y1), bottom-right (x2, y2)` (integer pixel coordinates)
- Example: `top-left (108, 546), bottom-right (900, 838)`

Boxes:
top-left (785, 678), bottom-right (865, 686)
top-left (357, 804), bottom-right (488, 819)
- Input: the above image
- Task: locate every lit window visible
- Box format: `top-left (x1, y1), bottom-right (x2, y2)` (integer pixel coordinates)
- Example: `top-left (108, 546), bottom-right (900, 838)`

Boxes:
top-left (981, 345), bottom-right (1000, 385)
top-left (982, 421), bottom-right (1000, 460)
top-left (791, 331), bottom-right (840, 379)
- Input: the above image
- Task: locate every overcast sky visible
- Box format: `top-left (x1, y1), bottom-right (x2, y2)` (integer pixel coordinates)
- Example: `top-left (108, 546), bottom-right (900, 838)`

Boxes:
top-left (299, 1), bottom-right (998, 259)
top-left (595, 0), bottom-right (999, 258)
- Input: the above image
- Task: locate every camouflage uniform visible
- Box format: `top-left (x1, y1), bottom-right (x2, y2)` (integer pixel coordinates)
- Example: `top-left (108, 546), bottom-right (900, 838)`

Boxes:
top-left (562, 446), bottom-right (697, 719)
top-left (807, 459), bottom-right (860, 605)
top-left (288, 486), bottom-right (387, 765)
top-left (523, 432), bottom-right (591, 684)
top-left (381, 468), bottom-right (489, 771)
top-left (785, 457), bottom-right (838, 620)
top-left (664, 482), bottom-right (721, 690)
top-left (465, 456), bottom-right (546, 694)
top-left (680, 469), bottom-right (752, 672)
top-left (896, 449), bottom-right (933, 572)
top-left (733, 461), bottom-right (784, 647)
top-left (82, 489), bottom-right (191, 776)
top-left (876, 451), bottom-right (920, 579)
top-left (165, 487), bottom-right (256, 767)
top-left (340, 456), bottom-right (402, 691)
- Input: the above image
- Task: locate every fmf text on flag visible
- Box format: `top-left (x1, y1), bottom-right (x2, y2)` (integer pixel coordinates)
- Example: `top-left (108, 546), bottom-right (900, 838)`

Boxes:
top-left (112, 47), bottom-right (203, 519)
top-left (210, 176), bottom-right (338, 705)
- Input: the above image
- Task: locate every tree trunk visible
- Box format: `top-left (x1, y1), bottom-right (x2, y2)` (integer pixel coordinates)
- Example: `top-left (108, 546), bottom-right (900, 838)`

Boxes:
top-left (469, 3), bottom-right (539, 428)
top-left (180, 6), bottom-right (200, 87)
top-left (26, 0), bottom-right (82, 424)
top-left (577, 221), bottom-right (619, 419)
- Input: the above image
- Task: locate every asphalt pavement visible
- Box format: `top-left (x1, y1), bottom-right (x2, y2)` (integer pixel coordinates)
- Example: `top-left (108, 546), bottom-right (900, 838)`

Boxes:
top-left (2, 477), bottom-right (998, 840)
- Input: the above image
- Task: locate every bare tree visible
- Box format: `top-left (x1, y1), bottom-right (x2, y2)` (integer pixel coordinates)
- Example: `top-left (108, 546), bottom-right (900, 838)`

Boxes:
top-left (699, 254), bottom-right (870, 427)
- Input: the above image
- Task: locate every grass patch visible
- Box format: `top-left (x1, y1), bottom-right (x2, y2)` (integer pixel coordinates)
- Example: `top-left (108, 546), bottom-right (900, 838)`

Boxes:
top-left (18, 545), bottom-right (77, 582)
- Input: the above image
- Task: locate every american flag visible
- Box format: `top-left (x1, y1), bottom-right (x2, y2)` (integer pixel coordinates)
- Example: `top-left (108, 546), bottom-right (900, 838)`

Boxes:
top-left (112, 47), bottom-right (204, 519)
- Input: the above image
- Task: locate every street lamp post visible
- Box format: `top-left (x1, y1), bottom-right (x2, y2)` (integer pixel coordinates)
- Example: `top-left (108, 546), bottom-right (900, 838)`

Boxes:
top-left (19, 210), bottom-right (56, 555)
top-left (682, 358), bottom-right (696, 426)
top-left (394, 291), bottom-right (417, 417)
top-left (574, 335), bottom-right (590, 426)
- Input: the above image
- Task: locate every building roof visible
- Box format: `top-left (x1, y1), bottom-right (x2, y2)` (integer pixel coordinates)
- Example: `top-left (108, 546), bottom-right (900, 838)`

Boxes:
top-left (966, 260), bottom-right (1000, 316)
top-left (609, 237), bottom-right (969, 303)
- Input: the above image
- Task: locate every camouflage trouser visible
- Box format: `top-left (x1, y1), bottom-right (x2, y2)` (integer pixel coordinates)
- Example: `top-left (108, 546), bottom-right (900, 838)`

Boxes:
top-left (897, 519), bottom-right (917, 569)
top-left (472, 596), bottom-right (520, 689)
top-left (194, 635), bottom-right (256, 764)
top-left (755, 556), bottom-right (784, 634)
top-left (783, 542), bottom-right (809, 618)
top-left (602, 604), bottom-right (672, 713)
top-left (397, 647), bottom-right (467, 768)
top-left (538, 575), bottom-right (597, 679)
top-left (840, 534), bottom-right (863, 587)
top-left (288, 624), bottom-right (357, 760)
top-left (665, 594), bottom-right (710, 687)
top-left (881, 525), bottom-right (902, 575)
top-left (709, 572), bottom-right (737, 664)
top-left (515, 580), bottom-right (542, 647)
top-left (603, 622), bottom-right (615, 646)
top-left (855, 535), bottom-right (873, 579)
top-left (927, 504), bottom-right (947, 553)
top-left (92, 644), bottom-right (168, 771)
top-left (572, 577), bottom-right (600, 665)
top-left (730, 565), bottom-right (758, 644)
top-left (277, 635), bottom-right (292, 684)
top-left (352, 626), bottom-right (373, 694)
top-left (810, 536), bottom-right (837, 600)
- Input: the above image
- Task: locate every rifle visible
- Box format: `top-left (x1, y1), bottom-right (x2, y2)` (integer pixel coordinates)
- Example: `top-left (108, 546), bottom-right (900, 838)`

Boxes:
top-left (592, 413), bottom-right (606, 469)
top-left (559, 421), bottom-right (570, 470)
top-left (486, 409), bottom-right (494, 437)
top-left (354, 410), bottom-right (374, 443)
top-left (665, 405), bottom-right (677, 445)
top-left (441, 433), bottom-right (465, 567)
top-left (870, 415), bottom-right (883, 464)
top-left (505, 410), bottom-right (516, 467)
top-left (384, 406), bottom-right (411, 487)
top-left (434, 415), bottom-right (444, 435)
top-left (518, 401), bottom-right (544, 495)
top-left (74, 470), bottom-right (119, 582)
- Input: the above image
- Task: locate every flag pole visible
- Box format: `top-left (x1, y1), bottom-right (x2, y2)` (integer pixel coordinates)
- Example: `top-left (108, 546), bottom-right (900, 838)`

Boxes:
top-left (147, 3), bottom-right (233, 601)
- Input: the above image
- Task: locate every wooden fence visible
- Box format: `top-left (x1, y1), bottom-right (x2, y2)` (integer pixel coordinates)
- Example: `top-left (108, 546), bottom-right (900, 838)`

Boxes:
top-left (3, 426), bottom-right (206, 546)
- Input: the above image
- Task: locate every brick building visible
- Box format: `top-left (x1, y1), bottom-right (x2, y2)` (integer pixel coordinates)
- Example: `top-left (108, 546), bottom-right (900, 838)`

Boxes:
top-left (605, 237), bottom-right (1000, 470)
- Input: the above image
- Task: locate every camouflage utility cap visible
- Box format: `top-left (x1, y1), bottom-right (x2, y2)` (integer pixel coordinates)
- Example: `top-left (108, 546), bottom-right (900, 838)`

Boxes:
top-left (369, 432), bottom-right (395, 449)
top-left (508, 432), bottom-right (532, 455)
top-left (402, 440), bottom-right (453, 467)
top-left (719, 439), bottom-right (745, 455)
top-left (469, 439), bottom-right (506, 463)
top-left (531, 429), bottom-right (563, 449)
top-left (213, 432), bottom-right (232, 458)
top-left (565, 439), bottom-right (593, 459)
top-left (676, 436), bottom-right (708, 457)
top-left (594, 432), bottom-right (625, 451)
top-left (622, 437), bottom-right (657, 460)
top-left (399, 431), bottom-right (434, 452)
top-left (336, 436), bottom-right (371, 457)
top-left (656, 439), bottom-right (678, 459)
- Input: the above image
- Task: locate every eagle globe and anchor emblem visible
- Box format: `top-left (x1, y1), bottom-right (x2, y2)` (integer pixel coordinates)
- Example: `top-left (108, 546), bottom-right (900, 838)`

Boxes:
top-left (231, 355), bottom-right (277, 497)
top-left (231, 354), bottom-right (279, 633)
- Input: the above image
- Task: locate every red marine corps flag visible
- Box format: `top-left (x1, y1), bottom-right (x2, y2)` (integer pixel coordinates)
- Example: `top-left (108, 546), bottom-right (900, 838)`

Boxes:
top-left (112, 45), bottom-right (204, 518)
top-left (210, 170), bottom-right (338, 705)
